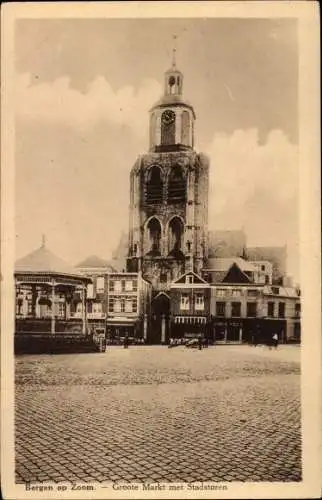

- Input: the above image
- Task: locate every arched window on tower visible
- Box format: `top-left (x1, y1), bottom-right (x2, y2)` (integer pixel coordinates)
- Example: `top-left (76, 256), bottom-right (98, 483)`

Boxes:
top-left (146, 218), bottom-right (162, 256)
top-left (181, 110), bottom-right (190, 146)
top-left (168, 217), bottom-right (184, 259)
top-left (146, 166), bottom-right (163, 204)
top-left (161, 110), bottom-right (176, 146)
top-left (168, 165), bottom-right (186, 204)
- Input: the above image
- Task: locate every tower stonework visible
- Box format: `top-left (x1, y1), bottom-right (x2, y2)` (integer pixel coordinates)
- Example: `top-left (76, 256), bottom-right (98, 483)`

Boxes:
top-left (127, 60), bottom-right (209, 291)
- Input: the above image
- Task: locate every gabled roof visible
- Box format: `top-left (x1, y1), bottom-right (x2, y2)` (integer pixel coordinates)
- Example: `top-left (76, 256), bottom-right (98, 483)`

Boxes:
top-left (205, 257), bottom-right (257, 273)
top-left (222, 262), bottom-right (251, 284)
top-left (76, 255), bottom-right (114, 269)
top-left (15, 244), bottom-right (82, 277)
top-left (172, 271), bottom-right (209, 286)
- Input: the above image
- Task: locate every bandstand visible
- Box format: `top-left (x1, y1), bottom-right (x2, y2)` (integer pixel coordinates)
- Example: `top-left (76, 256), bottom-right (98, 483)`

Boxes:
top-left (15, 239), bottom-right (94, 353)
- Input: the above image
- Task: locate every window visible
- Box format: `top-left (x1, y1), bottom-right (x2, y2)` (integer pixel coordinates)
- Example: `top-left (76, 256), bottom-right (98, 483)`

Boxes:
top-left (216, 302), bottom-right (225, 317)
top-left (265, 275), bottom-right (270, 284)
top-left (272, 287), bottom-right (279, 295)
top-left (247, 302), bottom-right (257, 317)
top-left (180, 293), bottom-right (190, 311)
top-left (186, 275), bottom-right (193, 284)
top-left (146, 166), bottom-right (163, 204)
top-left (194, 294), bottom-right (204, 311)
top-left (125, 280), bottom-right (133, 292)
top-left (125, 299), bottom-right (133, 313)
top-left (168, 217), bottom-right (184, 257)
top-left (108, 298), bottom-right (114, 313)
top-left (278, 302), bottom-right (285, 318)
top-left (267, 302), bottom-right (275, 317)
top-left (96, 277), bottom-right (105, 293)
top-left (146, 218), bottom-right (162, 256)
top-left (247, 289), bottom-right (258, 297)
top-left (261, 265), bottom-right (265, 271)
top-left (87, 284), bottom-right (94, 299)
top-left (132, 280), bottom-right (138, 292)
top-left (232, 289), bottom-right (242, 297)
top-left (160, 273), bottom-right (167, 283)
top-left (125, 298), bottom-right (137, 313)
top-left (231, 302), bottom-right (241, 317)
top-left (216, 289), bottom-right (226, 298)
top-left (58, 302), bottom-right (65, 318)
top-left (114, 280), bottom-right (122, 293)
top-left (109, 280), bottom-right (114, 292)
top-left (76, 303), bottom-right (83, 313)
top-left (295, 303), bottom-right (301, 318)
top-left (168, 165), bottom-right (186, 204)
top-left (92, 302), bottom-right (102, 314)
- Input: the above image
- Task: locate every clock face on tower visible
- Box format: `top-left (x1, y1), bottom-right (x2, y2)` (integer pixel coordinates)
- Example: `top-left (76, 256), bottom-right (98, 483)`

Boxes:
top-left (161, 110), bottom-right (175, 125)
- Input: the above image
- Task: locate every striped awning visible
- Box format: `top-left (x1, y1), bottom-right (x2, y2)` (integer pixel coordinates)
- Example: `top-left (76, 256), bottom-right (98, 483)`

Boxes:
top-left (174, 316), bottom-right (207, 324)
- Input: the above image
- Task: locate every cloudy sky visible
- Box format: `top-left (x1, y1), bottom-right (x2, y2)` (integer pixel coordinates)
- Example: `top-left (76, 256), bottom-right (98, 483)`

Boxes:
top-left (14, 18), bottom-right (299, 279)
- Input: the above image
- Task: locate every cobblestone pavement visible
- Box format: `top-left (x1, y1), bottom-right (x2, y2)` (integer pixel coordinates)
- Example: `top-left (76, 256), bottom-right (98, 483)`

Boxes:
top-left (15, 346), bottom-right (301, 483)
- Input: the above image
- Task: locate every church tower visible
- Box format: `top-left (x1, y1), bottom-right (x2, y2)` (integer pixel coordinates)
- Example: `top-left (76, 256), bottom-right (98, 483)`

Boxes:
top-left (127, 52), bottom-right (209, 291)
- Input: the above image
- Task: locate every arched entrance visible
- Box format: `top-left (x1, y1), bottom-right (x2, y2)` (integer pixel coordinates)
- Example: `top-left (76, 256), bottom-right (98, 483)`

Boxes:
top-left (149, 292), bottom-right (170, 344)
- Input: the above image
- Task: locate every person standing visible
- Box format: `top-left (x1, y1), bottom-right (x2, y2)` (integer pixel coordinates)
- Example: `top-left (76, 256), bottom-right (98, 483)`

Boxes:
top-left (272, 333), bottom-right (279, 349)
top-left (198, 334), bottom-right (203, 350)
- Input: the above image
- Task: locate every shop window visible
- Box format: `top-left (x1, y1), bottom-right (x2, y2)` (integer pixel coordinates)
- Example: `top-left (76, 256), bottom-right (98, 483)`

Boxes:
top-left (231, 302), bottom-right (241, 317)
top-left (58, 303), bottom-right (65, 318)
top-left (267, 302), bottom-right (275, 317)
top-left (180, 293), bottom-right (190, 311)
top-left (247, 302), bottom-right (257, 317)
top-left (278, 302), bottom-right (285, 318)
top-left (216, 302), bottom-right (225, 317)
top-left (194, 294), bottom-right (204, 311)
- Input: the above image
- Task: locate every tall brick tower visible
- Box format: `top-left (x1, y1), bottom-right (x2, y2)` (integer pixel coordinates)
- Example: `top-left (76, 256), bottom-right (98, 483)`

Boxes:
top-left (127, 54), bottom-right (209, 292)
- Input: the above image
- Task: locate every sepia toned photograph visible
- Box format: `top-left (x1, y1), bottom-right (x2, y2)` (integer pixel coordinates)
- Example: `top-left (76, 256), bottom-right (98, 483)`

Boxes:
top-left (1, 2), bottom-right (320, 499)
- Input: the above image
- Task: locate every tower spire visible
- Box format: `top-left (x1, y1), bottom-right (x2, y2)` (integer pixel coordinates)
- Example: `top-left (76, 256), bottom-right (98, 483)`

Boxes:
top-left (172, 34), bottom-right (177, 68)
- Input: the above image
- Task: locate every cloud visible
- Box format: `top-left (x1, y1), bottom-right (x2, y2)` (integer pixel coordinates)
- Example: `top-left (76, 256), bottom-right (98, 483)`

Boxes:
top-left (15, 73), bottom-right (162, 138)
top-left (207, 128), bottom-right (299, 278)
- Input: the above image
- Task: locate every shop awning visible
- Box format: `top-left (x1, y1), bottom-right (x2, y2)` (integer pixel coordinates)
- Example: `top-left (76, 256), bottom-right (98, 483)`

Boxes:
top-left (174, 316), bottom-right (207, 324)
top-left (107, 317), bottom-right (137, 325)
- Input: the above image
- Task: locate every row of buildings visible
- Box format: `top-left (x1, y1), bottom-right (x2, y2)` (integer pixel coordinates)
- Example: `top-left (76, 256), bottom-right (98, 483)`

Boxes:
top-left (15, 240), bottom-right (300, 348)
top-left (15, 54), bottom-right (300, 350)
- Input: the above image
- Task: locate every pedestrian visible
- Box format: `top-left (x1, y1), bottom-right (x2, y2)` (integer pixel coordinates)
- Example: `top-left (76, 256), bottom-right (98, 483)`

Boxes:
top-left (198, 334), bottom-right (203, 350)
top-left (123, 334), bottom-right (129, 349)
top-left (272, 333), bottom-right (279, 349)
